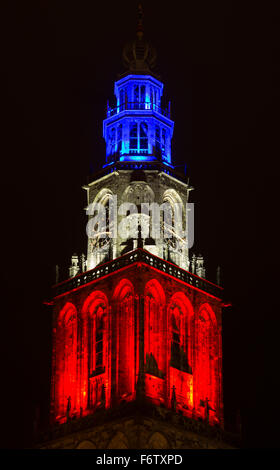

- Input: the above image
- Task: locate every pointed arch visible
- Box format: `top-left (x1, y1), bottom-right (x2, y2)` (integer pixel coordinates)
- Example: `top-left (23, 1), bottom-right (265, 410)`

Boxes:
top-left (144, 279), bottom-right (166, 379)
top-left (113, 278), bottom-right (134, 301)
top-left (145, 278), bottom-right (166, 305)
top-left (168, 292), bottom-right (194, 372)
top-left (107, 431), bottom-right (129, 449)
top-left (162, 188), bottom-right (184, 207)
top-left (93, 188), bottom-right (114, 206)
top-left (162, 189), bottom-right (186, 266)
top-left (198, 302), bottom-right (218, 329)
top-left (194, 303), bottom-right (220, 424)
top-left (81, 290), bottom-right (110, 410)
top-left (55, 302), bottom-right (78, 420)
top-left (113, 279), bottom-right (135, 400)
top-left (87, 189), bottom-right (114, 269)
top-left (167, 292), bottom-right (194, 412)
top-left (82, 290), bottom-right (108, 316)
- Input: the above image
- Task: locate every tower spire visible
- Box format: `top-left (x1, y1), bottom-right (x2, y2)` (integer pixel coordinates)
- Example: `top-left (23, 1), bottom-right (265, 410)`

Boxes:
top-left (136, 3), bottom-right (144, 40)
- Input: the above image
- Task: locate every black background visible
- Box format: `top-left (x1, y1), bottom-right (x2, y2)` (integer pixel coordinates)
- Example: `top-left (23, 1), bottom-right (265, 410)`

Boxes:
top-left (2, 0), bottom-right (280, 448)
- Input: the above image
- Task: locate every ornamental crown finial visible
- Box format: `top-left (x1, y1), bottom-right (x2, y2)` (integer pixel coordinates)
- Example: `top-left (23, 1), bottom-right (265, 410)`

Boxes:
top-left (122, 3), bottom-right (157, 74)
top-left (136, 3), bottom-right (144, 40)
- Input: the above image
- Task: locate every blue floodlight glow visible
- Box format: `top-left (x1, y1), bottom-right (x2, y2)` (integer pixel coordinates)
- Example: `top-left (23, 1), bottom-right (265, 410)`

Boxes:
top-left (103, 74), bottom-right (174, 166)
top-left (120, 155), bottom-right (155, 162)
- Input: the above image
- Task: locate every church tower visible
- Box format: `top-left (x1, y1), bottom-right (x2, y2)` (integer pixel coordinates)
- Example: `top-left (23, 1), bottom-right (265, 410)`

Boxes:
top-left (41, 6), bottom-right (234, 449)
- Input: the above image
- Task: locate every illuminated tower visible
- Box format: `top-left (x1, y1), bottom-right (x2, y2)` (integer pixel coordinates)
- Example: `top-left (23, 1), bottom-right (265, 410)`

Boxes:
top-left (85, 9), bottom-right (191, 272)
top-left (41, 7), bottom-right (234, 449)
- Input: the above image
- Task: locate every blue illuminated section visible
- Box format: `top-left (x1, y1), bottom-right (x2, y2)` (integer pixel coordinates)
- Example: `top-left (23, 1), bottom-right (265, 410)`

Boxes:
top-left (120, 155), bottom-right (155, 162)
top-left (103, 74), bottom-right (174, 167)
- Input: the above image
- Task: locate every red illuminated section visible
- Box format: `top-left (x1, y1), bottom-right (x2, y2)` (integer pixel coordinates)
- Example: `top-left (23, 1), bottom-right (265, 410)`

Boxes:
top-left (51, 265), bottom-right (223, 427)
top-left (113, 279), bottom-right (136, 402)
top-left (144, 279), bottom-right (166, 404)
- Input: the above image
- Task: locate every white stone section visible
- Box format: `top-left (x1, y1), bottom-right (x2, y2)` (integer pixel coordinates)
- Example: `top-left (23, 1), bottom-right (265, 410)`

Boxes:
top-left (84, 170), bottom-right (195, 272)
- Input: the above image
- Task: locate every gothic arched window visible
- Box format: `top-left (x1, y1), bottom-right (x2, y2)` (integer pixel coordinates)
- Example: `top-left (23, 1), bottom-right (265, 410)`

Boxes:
top-left (171, 309), bottom-right (181, 366)
top-left (90, 306), bottom-right (105, 373)
top-left (195, 304), bottom-right (220, 423)
top-left (55, 303), bottom-right (78, 420)
top-left (170, 306), bottom-right (191, 373)
top-left (162, 189), bottom-right (185, 264)
top-left (133, 84), bottom-right (145, 109)
top-left (113, 279), bottom-right (135, 400)
top-left (168, 293), bottom-right (194, 412)
top-left (88, 189), bottom-right (114, 269)
top-left (144, 279), bottom-right (166, 378)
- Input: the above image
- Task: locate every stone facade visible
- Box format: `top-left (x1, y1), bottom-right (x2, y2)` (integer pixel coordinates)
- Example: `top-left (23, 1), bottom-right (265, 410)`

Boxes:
top-left (84, 169), bottom-right (193, 271)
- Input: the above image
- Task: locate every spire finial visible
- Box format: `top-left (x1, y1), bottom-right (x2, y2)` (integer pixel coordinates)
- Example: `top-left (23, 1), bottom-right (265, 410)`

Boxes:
top-left (136, 3), bottom-right (144, 40)
top-left (122, 3), bottom-right (157, 74)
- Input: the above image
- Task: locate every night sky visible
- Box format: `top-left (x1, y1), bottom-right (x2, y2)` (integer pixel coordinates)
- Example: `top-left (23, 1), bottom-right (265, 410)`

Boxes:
top-left (2, 1), bottom-right (280, 448)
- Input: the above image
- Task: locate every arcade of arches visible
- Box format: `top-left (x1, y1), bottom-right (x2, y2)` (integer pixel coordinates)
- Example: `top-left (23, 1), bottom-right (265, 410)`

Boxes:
top-left (53, 277), bottom-right (222, 427)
